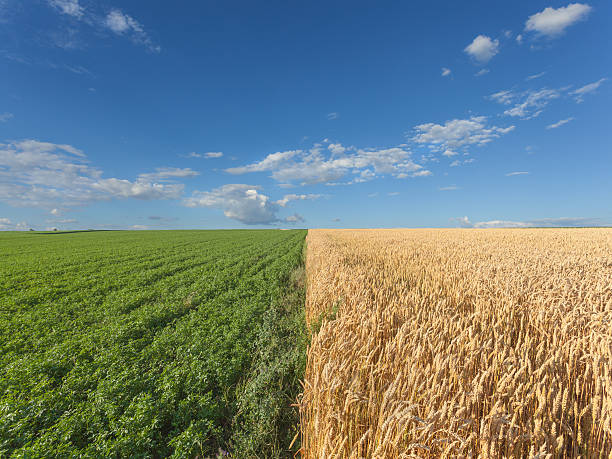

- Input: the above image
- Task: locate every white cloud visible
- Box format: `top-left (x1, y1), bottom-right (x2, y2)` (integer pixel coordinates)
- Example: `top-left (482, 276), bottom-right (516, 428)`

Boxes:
top-left (516, 34), bottom-right (523, 44)
top-left (525, 3), bottom-right (592, 37)
top-left (464, 35), bottom-right (499, 64)
top-left (276, 193), bottom-right (321, 207)
top-left (327, 112), bottom-right (338, 120)
top-left (546, 117), bottom-right (574, 129)
top-left (328, 143), bottom-right (346, 155)
top-left (48, 0), bottom-right (84, 18)
top-left (183, 184), bottom-right (280, 225)
top-left (570, 78), bottom-right (607, 103)
top-left (412, 116), bottom-right (515, 150)
top-left (0, 217), bottom-right (30, 231)
top-left (475, 68), bottom-right (490, 77)
top-left (439, 186), bottom-right (460, 191)
top-left (138, 167), bottom-right (199, 181)
top-left (490, 88), bottom-right (561, 119)
top-left (227, 144), bottom-right (429, 186)
top-left (506, 171), bottom-right (529, 176)
top-left (387, 192), bottom-right (400, 196)
top-left (442, 149), bottom-right (458, 157)
top-left (104, 9), bottom-right (160, 52)
top-left (285, 213), bottom-right (304, 223)
top-left (0, 112), bottom-right (13, 122)
top-left (185, 151), bottom-right (224, 159)
top-left (453, 216), bottom-right (604, 228)
top-left (441, 67), bottom-right (451, 77)
top-left (50, 208), bottom-right (60, 215)
top-left (450, 160), bottom-right (461, 167)
top-left (526, 71), bottom-right (546, 80)
top-left (489, 90), bottom-right (514, 105)
top-left (0, 140), bottom-right (185, 208)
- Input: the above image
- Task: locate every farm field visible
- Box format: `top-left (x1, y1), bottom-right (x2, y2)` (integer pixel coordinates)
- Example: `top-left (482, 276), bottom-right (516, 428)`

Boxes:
top-left (300, 228), bottom-right (612, 458)
top-left (0, 229), bottom-right (307, 458)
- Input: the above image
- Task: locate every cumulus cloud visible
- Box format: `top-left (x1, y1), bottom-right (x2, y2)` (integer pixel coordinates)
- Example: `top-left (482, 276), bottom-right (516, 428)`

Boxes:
top-left (525, 3), bottom-right (592, 38)
top-left (0, 140), bottom-right (185, 208)
top-left (571, 78), bottom-right (607, 103)
top-left (441, 67), bottom-right (451, 77)
top-left (412, 116), bottom-right (515, 151)
top-left (227, 144), bottom-right (429, 186)
top-left (48, 0), bottom-right (84, 18)
top-left (546, 117), bottom-right (574, 129)
top-left (442, 149), bottom-right (458, 157)
top-left (0, 112), bottom-right (13, 122)
top-left (453, 216), bottom-right (605, 228)
top-left (183, 184), bottom-right (280, 225)
top-left (464, 35), bottom-right (499, 63)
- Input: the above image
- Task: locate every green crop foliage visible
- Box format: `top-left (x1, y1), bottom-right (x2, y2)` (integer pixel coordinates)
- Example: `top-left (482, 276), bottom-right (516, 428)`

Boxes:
top-left (0, 229), bottom-right (307, 458)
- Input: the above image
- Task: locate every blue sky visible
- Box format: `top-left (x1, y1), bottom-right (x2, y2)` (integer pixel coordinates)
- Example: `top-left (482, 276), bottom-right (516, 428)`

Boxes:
top-left (0, 0), bottom-right (610, 230)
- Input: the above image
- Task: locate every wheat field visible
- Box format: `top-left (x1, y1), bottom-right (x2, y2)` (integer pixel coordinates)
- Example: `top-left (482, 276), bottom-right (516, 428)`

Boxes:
top-left (300, 229), bottom-right (612, 458)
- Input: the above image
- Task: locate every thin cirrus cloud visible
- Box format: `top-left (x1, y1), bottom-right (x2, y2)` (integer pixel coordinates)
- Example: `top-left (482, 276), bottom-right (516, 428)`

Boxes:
top-left (489, 88), bottom-right (561, 119)
top-left (226, 142), bottom-right (431, 186)
top-left (183, 184), bottom-right (304, 225)
top-left (0, 112), bottom-right (13, 122)
top-left (439, 186), bottom-right (460, 191)
top-left (546, 117), bottom-right (574, 129)
top-left (506, 171), bottom-right (529, 176)
top-left (441, 67), bottom-right (451, 77)
top-left (571, 78), bottom-right (607, 103)
top-left (525, 3), bottom-right (592, 38)
top-left (0, 140), bottom-right (190, 208)
top-left (453, 216), bottom-right (606, 228)
top-left (464, 35), bottom-right (499, 64)
top-left (489, 79), bottom-right (606, 119)
top-left (46, 1), bottom-right (160, 52)
top-left (186, 151), bottom-right (224, 159)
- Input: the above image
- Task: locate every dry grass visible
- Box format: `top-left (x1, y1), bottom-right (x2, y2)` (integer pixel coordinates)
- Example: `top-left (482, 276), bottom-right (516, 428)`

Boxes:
top-left (300, 229), bottom-right (612, 458)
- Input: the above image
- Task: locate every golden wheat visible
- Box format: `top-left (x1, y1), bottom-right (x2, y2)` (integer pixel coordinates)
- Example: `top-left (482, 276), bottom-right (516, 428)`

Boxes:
top-left (300, 228), bottom-right (612, 458)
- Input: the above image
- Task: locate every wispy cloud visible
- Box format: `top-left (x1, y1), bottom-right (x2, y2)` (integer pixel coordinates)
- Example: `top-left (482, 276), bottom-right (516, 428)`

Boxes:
top-left (525, 3), bottom-right (592, 38)
top-left (464, 35), bottom-right (499, 64)
top-left (475, 68), bottom-right (490, 77)
top-left (412, 116), bottom-right (514, 151)
top-left (0, 112), bottom-right (13, 122)
top-left (104, 9), bottom-right (160, 52)
top-left (48, 0), bottom-right (84, 18)
top-left (186, 151), bottom-right (224, 159)
top-left (45, 2), bottom-right (160, 52)
top-left (571, 78), bottom-right (607, 103)
top-left (441, 67), bottom-right (451, 77)
top-left (546, 117), bottom-right (574, 129)
top-left (276, 193), bottom-right (321, 207)
top-left (439, 185), bottom-right (460, 191)
top-left (327, 112), bottom-right (339, 120)
top-left (505, 171), bottom-right (529, 176)
top-left (454, 216), bottom-right (606, 228)
top-left (526, 71), bottom-right (546, 80)
top-left (489, 87), bottom-right (561, 119)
